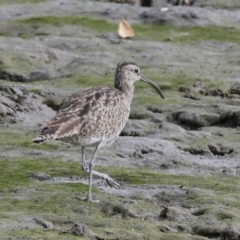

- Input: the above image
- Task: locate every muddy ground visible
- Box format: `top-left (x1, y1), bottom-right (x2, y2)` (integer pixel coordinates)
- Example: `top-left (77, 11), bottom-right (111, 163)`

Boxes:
top-left (0, 0), bottom-right (240, 239)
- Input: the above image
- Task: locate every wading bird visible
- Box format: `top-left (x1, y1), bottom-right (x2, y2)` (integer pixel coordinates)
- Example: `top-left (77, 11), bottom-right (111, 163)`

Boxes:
top-left (33, 60), bottom-right (164, 202)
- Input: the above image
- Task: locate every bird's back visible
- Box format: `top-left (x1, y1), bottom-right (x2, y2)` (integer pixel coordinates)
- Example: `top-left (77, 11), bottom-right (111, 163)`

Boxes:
top-left (33, 86), bottom-right (131, 146)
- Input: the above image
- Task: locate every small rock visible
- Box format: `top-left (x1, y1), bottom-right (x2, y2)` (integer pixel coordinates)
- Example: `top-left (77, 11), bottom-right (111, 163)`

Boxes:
top-left (174, 223), bottom-right (192, 233)
top-left (66, 223), bottom-right (89, 237)
top-left (229, 82), bottom-right (240, 95)
top-left (43, 92), bottom-right (63, 111)
top-left (0, 85), bottom-right (26, 103)
top-left (220, 226), bottom-right (240, 240)
top-left (179, 86), bottom-right (191, 93)
top-left (159, 122), bottom-right (186, 135)
top-left (195, 224), bottom-right (223, 238)
top-left (208, 144), bottom-right (234, 156)
top-left (159, 206), bottom-right (192, 221)
top-left (181, 146), bottom-right (209, 155)
top-left (180, 82), bottom-right (228, 98)
top-left (158, 224), bottom-right (177, 233)
top-left (146, 105), bottom-right (163, 113)
top-left (102, 203), bottom-right (140, 219)
top-left (33, 218), bottom-right (54, 229)
top-left (0, 70), bottom-right (50, 82)
top-left (121, 119), bottom-right (152, 137)
top-left (31, 172), bottom-right (52, 181)
top-left (218, 110), bottom-right (240, 128)
top-left (222, 168), bottom-right (237, 176)
top-left (129, 107), bottom-right (153, 120)
top-left (169, 111), bottom-right (219, 130)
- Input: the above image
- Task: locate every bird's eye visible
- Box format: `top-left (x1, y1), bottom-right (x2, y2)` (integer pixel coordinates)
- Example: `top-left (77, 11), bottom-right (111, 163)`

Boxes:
top-left (134, 69), bottom-right (138, 73)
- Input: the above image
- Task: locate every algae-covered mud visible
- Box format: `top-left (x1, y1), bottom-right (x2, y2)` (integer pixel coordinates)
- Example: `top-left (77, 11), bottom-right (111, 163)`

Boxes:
top-left (0, 0), bottom-right (240, 239)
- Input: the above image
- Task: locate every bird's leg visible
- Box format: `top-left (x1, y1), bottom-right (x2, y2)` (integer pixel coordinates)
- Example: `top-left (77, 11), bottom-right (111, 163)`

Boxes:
top-left (87, 144), bottom-right (101, 202)
top-left (80, 145), bottom-right (120, 202)
top-left (81, 146), bottom-right (88, 172)
top-left (81, 147), bottom-right (120, 189)
top-left (91, 169), bottom-right (120, 189)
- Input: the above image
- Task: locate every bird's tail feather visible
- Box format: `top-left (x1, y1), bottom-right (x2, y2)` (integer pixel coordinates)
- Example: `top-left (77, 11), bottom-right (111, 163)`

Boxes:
top-left (33, 125), bottom-right (60, 143)
top-left (33, 134), bottom-right (53, 143)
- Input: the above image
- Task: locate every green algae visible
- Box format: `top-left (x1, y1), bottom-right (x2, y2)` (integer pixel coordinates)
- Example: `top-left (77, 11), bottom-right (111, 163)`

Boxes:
top-left (0, 157), bottom-right (86, 191)
top-left (0, 126), bottom-right (60, 151)
top-left (14, 16), bottom-right (240, 44)
top-left (1, 156), bottom-right (240, 239)
top-left (180, 126), bottom-right (240, 151)
top-left (19, 16), bottom-right (116, 33)
top-left (135, 24), bottom-right (240, 44)
top-left (26, 75), bottom-right (113, 93)
top-left (97, 166), bottom-right (240, 194)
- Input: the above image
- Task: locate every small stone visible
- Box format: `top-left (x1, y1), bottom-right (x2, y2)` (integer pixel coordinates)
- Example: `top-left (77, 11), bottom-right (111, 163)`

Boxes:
top-left (159, 206), bottom-right (192, 221)
top-left (222, 168), bottom-right (237, 176)
top-left (66, 223), bottom-right (88, 236)
top-left (33, 218), bottom-right (54, 229)
top-left (30, 172), bottom-right (52, 181)
top-left (220, 226), bottom-right (240, 240)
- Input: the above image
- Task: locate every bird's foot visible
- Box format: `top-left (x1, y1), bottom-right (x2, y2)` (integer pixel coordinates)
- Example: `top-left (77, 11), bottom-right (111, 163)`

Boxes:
top-left (102, 174), bottom-right (120, 189)
top-left (82, 196), bottom-right (100, 203)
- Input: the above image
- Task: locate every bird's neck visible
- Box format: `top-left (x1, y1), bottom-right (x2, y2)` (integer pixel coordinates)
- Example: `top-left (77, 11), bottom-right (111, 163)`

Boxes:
top-left (114, 75), bottom-right (134, 100)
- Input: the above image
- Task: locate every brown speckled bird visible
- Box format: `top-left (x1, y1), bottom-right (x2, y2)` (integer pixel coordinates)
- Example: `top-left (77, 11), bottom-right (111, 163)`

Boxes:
top-left (33, 60), bottom-right (164, 202)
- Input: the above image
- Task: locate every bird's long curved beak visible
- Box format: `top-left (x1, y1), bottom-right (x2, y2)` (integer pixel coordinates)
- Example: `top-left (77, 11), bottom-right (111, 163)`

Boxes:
top-left (140, 75), bottom-right (164, 99)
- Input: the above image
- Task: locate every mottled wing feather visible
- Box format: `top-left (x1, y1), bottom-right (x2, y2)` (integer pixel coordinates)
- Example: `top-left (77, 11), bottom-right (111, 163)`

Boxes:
top-left (39, 86), bottom-right (129, 143)
top-left (59, 87), bottom-right (103, 113)
top-left (41, 114), bottom-right (80, 140)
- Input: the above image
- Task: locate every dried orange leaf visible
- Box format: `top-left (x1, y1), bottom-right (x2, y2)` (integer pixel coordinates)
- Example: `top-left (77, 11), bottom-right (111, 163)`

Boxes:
top-left (117, 19), bottom-right (135, 39)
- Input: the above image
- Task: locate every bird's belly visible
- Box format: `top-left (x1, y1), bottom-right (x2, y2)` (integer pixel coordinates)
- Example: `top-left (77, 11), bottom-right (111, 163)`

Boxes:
top-left (60, 126), bottom-right (123, 147)
top-left (86, 126), bottom-right (123, 146)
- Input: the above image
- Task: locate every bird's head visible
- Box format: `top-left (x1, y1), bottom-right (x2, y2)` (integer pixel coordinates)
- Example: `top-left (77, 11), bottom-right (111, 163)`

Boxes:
top-left (114, 60), bottom-right (164, 99)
